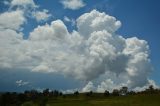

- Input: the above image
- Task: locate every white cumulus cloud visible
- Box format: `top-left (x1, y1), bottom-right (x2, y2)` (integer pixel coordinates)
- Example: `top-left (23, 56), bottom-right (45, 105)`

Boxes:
top-left (8, 0), bottom-right (51, 22)
top-left (60, 0), bottom-right (86, 10)
top-left (11, 0), bottom-right (37, 8)
top-left (77, 10), bottom-right (121, 38)
top-left (82, 81), bottom-right (95, 92)
top-left (0, 10), bottom-right (25, 31)
top-left (0, 8), bottom-right (155, 91)
top-left (32, 9), bottom-right (51, 22)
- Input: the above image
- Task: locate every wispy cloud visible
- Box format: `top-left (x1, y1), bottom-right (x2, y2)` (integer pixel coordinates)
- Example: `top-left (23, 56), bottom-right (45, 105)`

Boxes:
top-left (16, 80), bottom-right (29, 87)
top-left (64, 16), bottom-right (76, 26)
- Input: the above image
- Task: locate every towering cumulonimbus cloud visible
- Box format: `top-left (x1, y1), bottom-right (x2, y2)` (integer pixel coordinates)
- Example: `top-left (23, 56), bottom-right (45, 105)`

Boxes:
top-left (0, 8), bottom-right (153, 91)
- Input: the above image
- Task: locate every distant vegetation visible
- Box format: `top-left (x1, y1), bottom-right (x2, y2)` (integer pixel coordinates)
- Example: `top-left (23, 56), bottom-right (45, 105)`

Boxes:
top-left (0, 85), bottom-right (160, 106)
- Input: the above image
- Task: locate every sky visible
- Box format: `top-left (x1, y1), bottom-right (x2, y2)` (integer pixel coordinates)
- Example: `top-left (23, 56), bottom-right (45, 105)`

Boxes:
top-left (0, 0), bottom-right (160, 93)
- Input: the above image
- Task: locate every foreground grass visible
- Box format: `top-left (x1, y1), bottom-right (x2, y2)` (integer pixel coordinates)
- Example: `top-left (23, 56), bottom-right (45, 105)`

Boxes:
top-left (22, 94), bottom-right (160, 106)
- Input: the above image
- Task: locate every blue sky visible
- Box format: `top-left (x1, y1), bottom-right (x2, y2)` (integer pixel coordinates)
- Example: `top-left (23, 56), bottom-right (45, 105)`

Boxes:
top-left (0, 0), bottom-right (159, 92)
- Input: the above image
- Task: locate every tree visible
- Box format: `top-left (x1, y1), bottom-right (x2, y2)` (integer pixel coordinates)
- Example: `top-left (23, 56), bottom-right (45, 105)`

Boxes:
top-left (120, 87), bottom-right (128, 95)
top-left (86, 91), bottom-right (93, 96)
top-left (59, 92), bottom-right (63, 96)
top-left (149, 85), bottom-right (154, 91)
top-left (43, 88), bottom-right (49, 96)
top-left (104, 90), bottom-right (110, 96)
top-left (128, 91), bottom-right (136, 95)
top-left (146, 85), bottom-right (155, 94)
top-left (112, 89), bottom-right (119, 96)
top-left (74, 91), bottom-right (79, 96)
top-left (53, 90), bottom-right (59, 97)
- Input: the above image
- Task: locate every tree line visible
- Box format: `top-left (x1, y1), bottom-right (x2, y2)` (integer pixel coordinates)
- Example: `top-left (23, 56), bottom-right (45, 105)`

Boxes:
top-left (0, 85), bottom-right (160, 106)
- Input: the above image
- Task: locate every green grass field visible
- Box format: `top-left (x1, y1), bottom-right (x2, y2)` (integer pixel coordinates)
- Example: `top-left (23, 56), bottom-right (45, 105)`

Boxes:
top-left (22, 93), bottom-right (160, 106)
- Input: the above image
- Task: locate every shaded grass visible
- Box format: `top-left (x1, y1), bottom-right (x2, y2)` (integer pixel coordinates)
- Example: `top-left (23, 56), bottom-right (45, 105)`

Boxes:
top-left (22, 94), bottom-right (160, 106)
